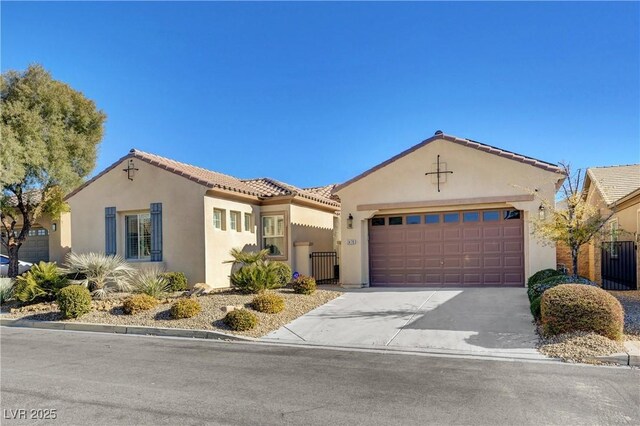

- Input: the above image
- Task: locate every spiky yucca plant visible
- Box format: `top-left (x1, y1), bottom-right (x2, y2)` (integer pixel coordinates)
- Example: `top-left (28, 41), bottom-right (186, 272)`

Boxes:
top-left (63, 252), bottom-right (135, 299)
top-left (132, 267), bottom-right (169, 298)
top-left (0, 278), bottom-right (14, 303)
top-left (225, 248), bottom-right (270, 265)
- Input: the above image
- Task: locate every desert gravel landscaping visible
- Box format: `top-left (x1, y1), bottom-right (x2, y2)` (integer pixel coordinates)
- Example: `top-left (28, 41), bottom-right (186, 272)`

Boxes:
top-left (609, 290), bottom-right (640, 337)
top-left (538, 331), bottom-right (626, 364)
top-left (1, 287), bottom-right (343, 338)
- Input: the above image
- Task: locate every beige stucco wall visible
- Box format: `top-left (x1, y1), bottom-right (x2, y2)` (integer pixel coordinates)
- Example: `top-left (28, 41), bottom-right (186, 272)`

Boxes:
top-left (336, 138), bottom-right (563, 286)
top-left (204, 194), bottom-right (260, 288)
top-left (290, 203), bottom-right (337, 274)
top-left (40, 212), bottom-right (72, 265)
top-left (68, 158), bottom-right (209, 285)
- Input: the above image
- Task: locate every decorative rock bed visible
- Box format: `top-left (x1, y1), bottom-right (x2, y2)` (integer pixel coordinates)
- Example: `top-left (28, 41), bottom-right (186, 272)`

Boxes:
top-left (1, 287), bottom-right (343, 338)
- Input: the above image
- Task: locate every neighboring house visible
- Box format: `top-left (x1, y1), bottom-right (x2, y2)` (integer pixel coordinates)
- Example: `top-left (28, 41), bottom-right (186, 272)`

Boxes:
top-left (0, 206), bottom-right (71, 265)
top-left (334, 131), bottom-right (565, 288)
top-left (557, 164), bottom-right (639, 289)
top-left (64, 149), bottom-right (339, 287)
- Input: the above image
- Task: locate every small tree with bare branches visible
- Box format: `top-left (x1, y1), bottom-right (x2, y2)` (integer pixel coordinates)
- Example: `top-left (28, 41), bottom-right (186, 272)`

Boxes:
top-left (531, 162), bottom-right (615, 278)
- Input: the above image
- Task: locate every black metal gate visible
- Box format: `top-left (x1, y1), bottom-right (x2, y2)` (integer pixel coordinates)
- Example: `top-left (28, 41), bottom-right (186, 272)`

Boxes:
top-left (601, 241), bottom-right (637, 290)
top-left (310, 252), bottom-right (339, 284)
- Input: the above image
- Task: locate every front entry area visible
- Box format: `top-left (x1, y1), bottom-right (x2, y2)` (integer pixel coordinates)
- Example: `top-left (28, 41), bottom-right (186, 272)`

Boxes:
top-left (368, 208), bottom-right (524, 287)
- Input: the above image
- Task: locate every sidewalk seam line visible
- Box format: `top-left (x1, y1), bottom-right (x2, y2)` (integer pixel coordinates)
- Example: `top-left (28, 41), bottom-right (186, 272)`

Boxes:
top-left (283, 325), bottom-right (307, 342)
top-left (384, 288), bottom-right (440, 346)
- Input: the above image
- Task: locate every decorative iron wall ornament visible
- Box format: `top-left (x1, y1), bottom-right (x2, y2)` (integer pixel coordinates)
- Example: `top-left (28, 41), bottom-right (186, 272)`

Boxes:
top-left (123, 158), bottom-right (139, 181)
top-left (425, 154), bottom-right (453, 192)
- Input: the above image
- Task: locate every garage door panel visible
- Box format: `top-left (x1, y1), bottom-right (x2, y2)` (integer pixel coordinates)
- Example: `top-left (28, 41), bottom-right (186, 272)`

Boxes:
top-left (484, 256), bottom-right (502, 267)
top-left (443, 243), bottom-right (461, 255)
top-left (443, 228), bottom-right (462, 240)
top-left (463, 242), bottom-right (481, 254)
top-left (424, 229), bottom-right (442, 240)
top-left (463, 228), bottom-right (481, 239)
top-left (369, 209), bottom-right (524, 287)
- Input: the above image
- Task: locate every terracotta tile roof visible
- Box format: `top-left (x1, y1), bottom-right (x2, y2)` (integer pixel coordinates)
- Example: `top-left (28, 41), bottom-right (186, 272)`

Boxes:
top-left (586, 164), bottom-right (640, 206)
top-left (334, 132), bottom-right (565, 192)
top-left (66, 149), bottom-right (339, 208)
top-left (242, 178), bottom-right (340, 207)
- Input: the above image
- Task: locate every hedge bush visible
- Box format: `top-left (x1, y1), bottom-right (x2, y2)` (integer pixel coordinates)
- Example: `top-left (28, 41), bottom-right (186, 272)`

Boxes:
top-left (161, 272), bottom-right (189, 292)
top-left (252, 293), bottom-right (285, 314)
top-left (272, 262), bottom-right (292, 288)
top-left (56, 285), bottom-right (92, 319)
top-left (122, 294), bottom-right (158, 315)
top-left (223, 309), bottom-right (258, 331)
top-left (292, 275), bottom-right (317, 295)
top-left (527, 268), bottom-right (562, 289)
top-left (527, 275), bottom-right (596, 303)
top-left (530, 296), bottom-right (543, 320)
top-left (541, 284), bottom-right (624, 341)
top-left (170, 298), bottom-right (201, 319)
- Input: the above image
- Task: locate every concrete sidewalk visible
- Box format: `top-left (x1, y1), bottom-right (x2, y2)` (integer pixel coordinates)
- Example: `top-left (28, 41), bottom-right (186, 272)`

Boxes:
top-left (262, 287), bottom-right (545, 360)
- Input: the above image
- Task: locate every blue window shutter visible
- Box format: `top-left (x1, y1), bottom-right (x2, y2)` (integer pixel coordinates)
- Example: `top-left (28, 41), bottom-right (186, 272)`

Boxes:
top-left (150, 203), bottom-right (163, 261)
top-left (105, 207), bottom-right (116, 255)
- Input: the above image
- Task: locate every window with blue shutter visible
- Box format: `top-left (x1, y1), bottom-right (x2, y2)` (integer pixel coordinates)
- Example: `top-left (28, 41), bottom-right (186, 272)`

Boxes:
top-left (150, 203), bottom-right (163, 261)
top-left (105, 207), bottom-right (116, 255)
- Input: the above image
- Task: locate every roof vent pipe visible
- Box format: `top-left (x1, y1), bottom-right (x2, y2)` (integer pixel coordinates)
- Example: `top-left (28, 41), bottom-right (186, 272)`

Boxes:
top-left (434, 130), bottom-right (443, 135)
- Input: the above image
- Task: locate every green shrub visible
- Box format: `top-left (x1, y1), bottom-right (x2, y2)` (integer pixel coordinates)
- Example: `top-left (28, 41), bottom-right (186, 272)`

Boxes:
top-left (13, 262), bottom-right (68, 303)
top-left (527, 268), bottom-right (562, 289)
top-left (527, 275), bottom-right (596, 303)
top-left (122, 294), bottom-right (158, 315)
top-left (161, 272), bottom-right (188, 292)
top-left (0, 278), bottom-right (14, 303)
top-left (271, 262), bottom-right (292, 288)
top-left (252, 293), bottom-right (285, 313)
top-left (541, 284), bottom-right (624, 341)
top-left (170, 298), bottom-right (202, 319)
top-left (57, 285), bottom-right (92, 319)
top-left (292, 275), bottom-right (317, 295)
top-left (223, 309), bottom-right (259, 331)
top-left (133, 267), bottom-right (170, 298)
top-left (530, 296), bottom-right (542, 320)
top-left (230, 261), bottom-right (282, 294)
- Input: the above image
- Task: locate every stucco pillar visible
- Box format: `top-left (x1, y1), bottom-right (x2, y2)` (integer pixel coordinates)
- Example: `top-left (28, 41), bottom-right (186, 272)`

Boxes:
top-left (293, 242), bottom-right (313, 276)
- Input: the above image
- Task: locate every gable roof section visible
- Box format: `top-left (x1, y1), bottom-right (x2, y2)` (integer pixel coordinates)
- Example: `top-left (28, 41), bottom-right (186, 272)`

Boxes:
top-left (334, 133), bottom-right (564, 192)
top-left (65, 149), bottom-right (339, 208)
top-left (585, 164), bottom-right (640, 206)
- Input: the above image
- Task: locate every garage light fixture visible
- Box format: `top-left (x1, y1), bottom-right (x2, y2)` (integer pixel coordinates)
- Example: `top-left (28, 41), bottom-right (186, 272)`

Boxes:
top-left (347, 214), bottom-right (354, 229)
top-left (538, 204), bottom-right (546, 220)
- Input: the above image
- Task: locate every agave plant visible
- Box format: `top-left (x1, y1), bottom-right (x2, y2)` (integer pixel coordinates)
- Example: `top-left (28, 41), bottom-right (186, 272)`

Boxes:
top-left (132, 267), bottom-right (169, 298)
top-left (63, 252), bottom-right (135, 299)
top-left (0, 278), bottom-right (14, 304)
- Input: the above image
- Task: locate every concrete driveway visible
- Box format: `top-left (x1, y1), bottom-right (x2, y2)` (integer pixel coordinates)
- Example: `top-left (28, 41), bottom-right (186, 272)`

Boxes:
top-left (262, 287), bottom-right (544, 359)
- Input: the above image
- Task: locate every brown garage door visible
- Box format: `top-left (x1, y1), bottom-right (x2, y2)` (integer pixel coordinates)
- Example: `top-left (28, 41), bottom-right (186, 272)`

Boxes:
top-left (369, 209), bottom-right (524, 287)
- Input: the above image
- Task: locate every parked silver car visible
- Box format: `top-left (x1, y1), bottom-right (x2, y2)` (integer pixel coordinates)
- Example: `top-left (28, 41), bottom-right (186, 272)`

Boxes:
top-left (0, 254), bottom-right (32, 276)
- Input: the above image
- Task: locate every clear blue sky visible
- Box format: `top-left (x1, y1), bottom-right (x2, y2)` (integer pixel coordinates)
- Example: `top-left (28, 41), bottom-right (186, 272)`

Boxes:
top-left (2, 1), bottom-right (639, 188)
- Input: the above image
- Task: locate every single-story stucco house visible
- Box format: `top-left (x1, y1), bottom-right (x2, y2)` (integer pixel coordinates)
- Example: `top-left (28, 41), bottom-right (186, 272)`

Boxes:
top-left (63, 149), bottom-right (340, 287)
top-left (335, 131), bottom-right (566, 288)
top-left (557, 164), bottom-right (639, 289)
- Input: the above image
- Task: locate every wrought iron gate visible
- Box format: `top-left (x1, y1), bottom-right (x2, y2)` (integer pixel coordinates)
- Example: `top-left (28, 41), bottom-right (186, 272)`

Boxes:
top-left (601, 241), bottom-right (637, 290)
top-left (310, 252), bottom-right (339, 284)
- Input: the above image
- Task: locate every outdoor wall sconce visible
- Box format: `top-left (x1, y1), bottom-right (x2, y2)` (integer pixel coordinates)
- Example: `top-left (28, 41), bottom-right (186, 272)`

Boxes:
top-left (538, 204), bottom-right (546, 220)
top-left (347, 214), bottom-right (354, 229)
top-left (123, 158), bottom-right (139, 181)
top-left (52, 223), bottom-right (57, 232)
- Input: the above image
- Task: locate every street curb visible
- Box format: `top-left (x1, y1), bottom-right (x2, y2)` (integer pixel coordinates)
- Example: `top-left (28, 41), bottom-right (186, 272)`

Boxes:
top-left (591, 352), bottom-right (631, 366)
top-left (0, 318), bottom-right (253, 342)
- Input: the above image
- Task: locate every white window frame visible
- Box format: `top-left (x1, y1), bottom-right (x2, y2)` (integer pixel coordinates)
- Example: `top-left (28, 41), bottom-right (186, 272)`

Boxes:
top-left (261, 213), bottom-right (286, 259)
top-left (213, 208), bottom-right (226, 230)
top-left (124, 212), bottom-right (151, 261)
top-left (244, 213), bottom-right (253, 233)
top-left (230, 211), bottom-right (241, 232)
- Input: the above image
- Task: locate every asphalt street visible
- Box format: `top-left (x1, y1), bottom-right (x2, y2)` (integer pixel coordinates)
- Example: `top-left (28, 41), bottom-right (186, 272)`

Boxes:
top-left (1, 327), bottom-right (639, 425)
